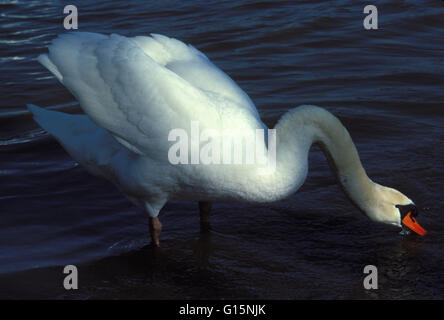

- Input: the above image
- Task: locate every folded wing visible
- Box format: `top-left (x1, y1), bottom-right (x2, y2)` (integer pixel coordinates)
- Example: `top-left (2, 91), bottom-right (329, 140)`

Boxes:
top-left (39, 32), bottom-right (264, 160)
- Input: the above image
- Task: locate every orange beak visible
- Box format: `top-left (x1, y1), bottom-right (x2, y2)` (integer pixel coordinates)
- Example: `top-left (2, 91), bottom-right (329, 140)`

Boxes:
top-left (402, 212), bottom-right (427, 236)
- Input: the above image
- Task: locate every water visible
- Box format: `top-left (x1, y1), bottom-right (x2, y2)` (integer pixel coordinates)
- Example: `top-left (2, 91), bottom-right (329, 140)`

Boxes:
top-left (0, 0), bottom-right (443, 299)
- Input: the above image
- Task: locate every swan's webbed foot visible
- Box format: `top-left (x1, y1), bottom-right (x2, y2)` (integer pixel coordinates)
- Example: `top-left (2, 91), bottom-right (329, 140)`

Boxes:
top-left (149, 217), bottom-right (162, 247)
top-left (199, 201), bottom-right (212, 232)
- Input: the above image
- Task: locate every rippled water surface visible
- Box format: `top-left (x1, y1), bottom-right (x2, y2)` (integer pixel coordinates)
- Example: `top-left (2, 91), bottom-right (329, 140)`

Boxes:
top-left (0, 0), bottom-right (443, 299)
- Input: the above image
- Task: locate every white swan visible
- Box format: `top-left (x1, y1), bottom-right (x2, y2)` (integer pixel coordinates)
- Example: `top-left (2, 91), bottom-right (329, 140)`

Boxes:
top-left (29, 32), bottom-right (426, 246)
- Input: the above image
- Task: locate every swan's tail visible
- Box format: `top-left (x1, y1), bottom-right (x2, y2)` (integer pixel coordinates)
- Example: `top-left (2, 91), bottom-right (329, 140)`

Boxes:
top-left (27, 104), bottom-right (71, 139)
top-left (27, 103), bottom-right (131, 180)
top-left (27, 104), bottom-right (99, 142)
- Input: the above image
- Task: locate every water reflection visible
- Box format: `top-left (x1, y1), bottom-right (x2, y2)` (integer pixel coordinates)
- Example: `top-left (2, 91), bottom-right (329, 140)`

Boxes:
top-left (365, 235), bottom-right (426, 299)
top-left (192, 230), bottom-right (213, 268)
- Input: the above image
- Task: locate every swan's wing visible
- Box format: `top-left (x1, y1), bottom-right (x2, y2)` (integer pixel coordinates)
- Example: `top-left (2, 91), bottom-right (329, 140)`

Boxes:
top-left (132, 34), bottom-right (260, 118)
top-left (38, 32), bottom-right (263, 159)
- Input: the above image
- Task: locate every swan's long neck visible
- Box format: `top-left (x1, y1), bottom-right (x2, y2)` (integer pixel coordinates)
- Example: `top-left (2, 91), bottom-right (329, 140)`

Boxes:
top-left (273, 105), bottom-right (374, 211)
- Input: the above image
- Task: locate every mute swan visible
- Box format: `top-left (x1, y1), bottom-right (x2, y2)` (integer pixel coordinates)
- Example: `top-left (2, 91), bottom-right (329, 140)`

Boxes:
top-left (29, 32), bottom-right (426, 246)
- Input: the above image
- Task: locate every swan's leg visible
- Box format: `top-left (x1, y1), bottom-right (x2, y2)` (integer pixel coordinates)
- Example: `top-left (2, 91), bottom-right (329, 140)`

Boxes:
top-left (198, 201), bottom-right (212, 231)
top-left (149, 217), bottom-right (162, 247)
top-left (143, 200), bottom-right (167, 247)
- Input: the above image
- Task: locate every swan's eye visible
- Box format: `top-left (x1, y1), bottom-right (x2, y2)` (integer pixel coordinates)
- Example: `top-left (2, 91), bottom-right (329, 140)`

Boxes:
top-left (395, 203), bottom-right (418, 219)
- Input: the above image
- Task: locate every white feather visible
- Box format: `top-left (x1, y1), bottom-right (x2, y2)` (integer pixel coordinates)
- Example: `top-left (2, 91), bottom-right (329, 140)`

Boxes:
top-left (30, 32), bottom-right (414, 229)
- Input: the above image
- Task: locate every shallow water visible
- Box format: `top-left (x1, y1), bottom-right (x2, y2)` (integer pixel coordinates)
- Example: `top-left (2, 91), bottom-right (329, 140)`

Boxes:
top-left (0, 0), bottom-right (443, 299)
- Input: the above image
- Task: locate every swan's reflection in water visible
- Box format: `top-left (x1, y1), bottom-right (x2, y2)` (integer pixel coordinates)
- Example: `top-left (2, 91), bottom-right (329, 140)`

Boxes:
top-left (0, 221), bottom-right (437, 300)
top-left (192, 230), bottom-right (213, 268)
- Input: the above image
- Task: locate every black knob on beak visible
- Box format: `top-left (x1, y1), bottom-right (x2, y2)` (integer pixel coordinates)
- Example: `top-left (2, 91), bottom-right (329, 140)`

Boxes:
top-left (396, 203), bottom-right (418, 219)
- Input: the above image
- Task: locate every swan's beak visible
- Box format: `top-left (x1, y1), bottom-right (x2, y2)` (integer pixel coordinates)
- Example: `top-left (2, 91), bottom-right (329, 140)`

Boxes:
top-left (402, 212), bottom-right (427, 236)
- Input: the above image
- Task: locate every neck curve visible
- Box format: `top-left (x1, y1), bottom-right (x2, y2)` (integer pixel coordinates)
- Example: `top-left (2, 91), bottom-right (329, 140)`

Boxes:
top-left (273, 105), bottom-right (375, 211)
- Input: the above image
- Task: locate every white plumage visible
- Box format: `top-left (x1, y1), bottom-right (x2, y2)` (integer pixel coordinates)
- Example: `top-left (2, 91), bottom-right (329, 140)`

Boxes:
top-left (29, 32), bottom-right (419, 245)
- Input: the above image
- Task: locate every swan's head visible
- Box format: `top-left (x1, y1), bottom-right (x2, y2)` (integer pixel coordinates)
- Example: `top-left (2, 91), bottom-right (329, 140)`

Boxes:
top-left (365, 184), bottom-right (426, 235)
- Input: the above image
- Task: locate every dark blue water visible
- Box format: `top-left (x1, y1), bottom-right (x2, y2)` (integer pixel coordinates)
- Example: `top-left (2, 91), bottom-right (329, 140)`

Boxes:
top-left (0, 0), bottom-right (443, 299)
